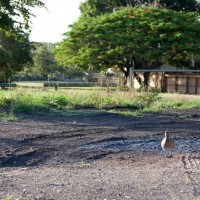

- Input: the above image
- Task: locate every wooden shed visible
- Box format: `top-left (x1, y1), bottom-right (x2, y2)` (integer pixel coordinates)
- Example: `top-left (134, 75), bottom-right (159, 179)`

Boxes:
top-left (133, 71), bottom-right (200, 95)
top-left (164, 73), bottom-right (200, 94)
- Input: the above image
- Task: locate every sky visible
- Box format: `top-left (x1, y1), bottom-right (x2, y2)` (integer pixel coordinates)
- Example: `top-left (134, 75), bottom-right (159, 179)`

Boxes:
top-left (29, 0), bottom-right (84, 43)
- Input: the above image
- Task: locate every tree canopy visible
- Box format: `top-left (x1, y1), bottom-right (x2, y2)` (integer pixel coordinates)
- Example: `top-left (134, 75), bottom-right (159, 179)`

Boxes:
top-left (0, 29), bottom-right (33, 81)
top-left (0, 0), bottom-right (45, 31)
top-left (55, 6), bottom-right (200, 82)
top-left (0, 0), bottom-right (45, 81)
top-left (80, 0), bottom-right (200, 17)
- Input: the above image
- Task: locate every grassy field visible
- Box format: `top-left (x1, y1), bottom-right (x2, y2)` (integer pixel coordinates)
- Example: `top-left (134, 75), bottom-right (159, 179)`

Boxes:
top-left (0, 87), bottom-right (200, 120)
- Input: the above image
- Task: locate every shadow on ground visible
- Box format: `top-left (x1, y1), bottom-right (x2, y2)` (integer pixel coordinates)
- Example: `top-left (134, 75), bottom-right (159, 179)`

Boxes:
top-left (0, 109), bottom-right (200, 167)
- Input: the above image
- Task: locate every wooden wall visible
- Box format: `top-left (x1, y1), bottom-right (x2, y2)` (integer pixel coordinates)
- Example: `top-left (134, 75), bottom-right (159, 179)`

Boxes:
top-left (146, 73), bottom-right (200, 94)
top-left (165, 74), bottom-right (200, 95)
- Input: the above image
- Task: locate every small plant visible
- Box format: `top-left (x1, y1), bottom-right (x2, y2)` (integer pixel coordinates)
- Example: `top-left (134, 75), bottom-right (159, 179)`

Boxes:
top-left (4, 194), bottom-right (34, 200)
top-left (78, 162), bottom-right (91, 168)
top-left (0, 172), bottom-right (5, 176)
top-left (0, 112), bottom-right (18, 121)
top-left (172, 197), bottom-right (179, 200)
top-left (137, 88), bottom-right (161, 108)
top-left (4, 195), bottom-right (14, 200)
top-left (185, 175), bottom-right (192, 185)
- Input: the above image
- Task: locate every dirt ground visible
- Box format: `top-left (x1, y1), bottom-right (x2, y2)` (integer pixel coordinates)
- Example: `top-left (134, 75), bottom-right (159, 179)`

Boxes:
top-left (0, 108), bottom-right (199, 200)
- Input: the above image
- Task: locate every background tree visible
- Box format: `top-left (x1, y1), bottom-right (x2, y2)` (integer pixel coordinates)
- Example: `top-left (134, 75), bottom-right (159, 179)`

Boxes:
top-left (55, 7), bottom-right (200, 88)
top-left (0, 29), bottom-right (33, 81)
top-left (15, 42), bottom-right (68, 81)
top-left (80, 0), bottom-right (200, 17)
top-left (0, 0), bottom-right (45, 81)
top-left (0, 0), bottom-right (45, 31)
top-left (32, 43), bottom-right (56, 80)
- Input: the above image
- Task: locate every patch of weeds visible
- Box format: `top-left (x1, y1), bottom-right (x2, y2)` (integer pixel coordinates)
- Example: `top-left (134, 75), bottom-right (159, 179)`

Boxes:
top-left (49, 109), bottom-right (104, 118)
top-left (171, 197), bottom-right (179, 200)
top-left (185, 175), bottom-right (192, 185)
top-left (78, 162), bottom-right (91, 168)
top-left (47, 95), bottom-right (70, 109)
top-left (89, 92), bottom-right (103, 109)
top-left (108, 109), bottom-right (142, 117)
top-left (0, 172), bottom-right (5, 176)
top-left (137, 89), bottom-right (161, 108)
top-left (108, 105), bottom-right (161, 117)
top-left (179, 114), bottom-right (192, 119)
top-left (4, 195), bottom-right (34, 200)
top-left (0, 112), bottom-right (18, 121)
top-left (13, 103), bottom-right (48, 114)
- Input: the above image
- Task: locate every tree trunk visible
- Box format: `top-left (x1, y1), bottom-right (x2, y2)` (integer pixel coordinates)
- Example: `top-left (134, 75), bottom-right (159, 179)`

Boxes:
top-left (143, 72), bottom-right (151, 91)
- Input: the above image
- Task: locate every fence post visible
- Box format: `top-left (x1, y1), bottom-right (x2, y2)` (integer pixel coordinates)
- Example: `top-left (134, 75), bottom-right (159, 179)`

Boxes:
top-left (129, 61), bottom-right (134, 92)
top-left (195, 77), bottom-right (198, 94)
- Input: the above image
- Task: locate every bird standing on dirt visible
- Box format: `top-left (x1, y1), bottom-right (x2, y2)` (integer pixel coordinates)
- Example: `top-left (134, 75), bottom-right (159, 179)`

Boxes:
top-left (161, 131), bottom-right (175, 158)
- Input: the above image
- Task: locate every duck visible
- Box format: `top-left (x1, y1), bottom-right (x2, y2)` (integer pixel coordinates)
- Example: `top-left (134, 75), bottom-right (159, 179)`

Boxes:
top-left (161, 131), bottom-right (175, 157)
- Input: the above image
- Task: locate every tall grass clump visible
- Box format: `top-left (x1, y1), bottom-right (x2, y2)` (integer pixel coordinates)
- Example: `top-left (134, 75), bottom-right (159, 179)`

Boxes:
top-left (0, 91), bottom-right (14, 106)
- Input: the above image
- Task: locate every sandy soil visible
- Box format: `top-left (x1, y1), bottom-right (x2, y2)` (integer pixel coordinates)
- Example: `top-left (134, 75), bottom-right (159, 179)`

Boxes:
top-left (0, 109), bottom-right (199, 200)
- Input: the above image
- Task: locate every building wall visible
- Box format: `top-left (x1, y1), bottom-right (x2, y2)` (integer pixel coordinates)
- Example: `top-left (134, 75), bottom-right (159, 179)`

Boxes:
top-left (134, 72), bottom-right (200, 95)
top-left (165, 73), bottom-right (200, 95)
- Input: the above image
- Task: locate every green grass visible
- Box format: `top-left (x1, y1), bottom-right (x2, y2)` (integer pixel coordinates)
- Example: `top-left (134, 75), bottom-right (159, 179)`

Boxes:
top-left (4, 195), bottom-right (34, 200)
top-left (0, 112), bottom-right (18, 121)
top-left (0, 88), bottom-right (200, 118)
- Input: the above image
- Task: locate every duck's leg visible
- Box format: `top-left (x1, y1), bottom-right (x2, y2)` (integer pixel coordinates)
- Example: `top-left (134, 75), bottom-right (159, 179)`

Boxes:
top-left (166, 151), bottom-right (172, 158)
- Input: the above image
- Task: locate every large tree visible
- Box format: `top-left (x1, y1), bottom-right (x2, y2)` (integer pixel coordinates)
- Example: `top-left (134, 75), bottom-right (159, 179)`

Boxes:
top-left (55, 7), bottom-right (200, 87)
top-left (0, 0), bottom-right (45, 81)
top-left (15, 42), bottom-right (74, 81)
top-left (0, 29), bottom-right (33, 81)
top-left (30, 43), bottom-right (59, 80)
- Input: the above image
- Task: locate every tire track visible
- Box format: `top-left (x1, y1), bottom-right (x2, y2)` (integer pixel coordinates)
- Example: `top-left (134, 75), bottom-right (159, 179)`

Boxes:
top-left (181, 152), bottom-right (200, 197)
top-left (182, 153), bottom-right (200, 170)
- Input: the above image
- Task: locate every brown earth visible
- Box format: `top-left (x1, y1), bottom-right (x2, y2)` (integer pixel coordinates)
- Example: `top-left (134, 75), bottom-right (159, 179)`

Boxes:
top-left (0, 109), bottom-right (199, 200)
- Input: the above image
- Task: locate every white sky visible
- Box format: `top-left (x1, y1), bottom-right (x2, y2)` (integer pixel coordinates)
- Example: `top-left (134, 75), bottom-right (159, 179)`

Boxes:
top-left (29, 0), bottom-right (84, 43)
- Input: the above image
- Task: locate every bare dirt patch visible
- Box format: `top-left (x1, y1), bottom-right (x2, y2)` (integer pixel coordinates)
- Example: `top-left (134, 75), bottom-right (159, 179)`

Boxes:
top-left (0, 109), bottom-right (200, 200)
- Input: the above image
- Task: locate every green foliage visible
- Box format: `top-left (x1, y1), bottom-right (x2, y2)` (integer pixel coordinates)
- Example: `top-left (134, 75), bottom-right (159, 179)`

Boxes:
top-left (137, 89), bottom-right (161, 108)
top-left (1, 89), bottom-right (200, 116)
top-left (22, 42), bottom-right (58, 80)
top-left (0, 0), bottom-right (45, 81)
top-left (0, 0), bottom-right (45, 32)
top-left (15, 42), bottom-right (83, 81)
top-left (80, 0), bottom-right (200, 17)
top-left (0, 112), bottom-right (18, 121)
top-left (55, 7), bottom-right (200, 75)
top-left (0, 29), bottom-right (33, 81)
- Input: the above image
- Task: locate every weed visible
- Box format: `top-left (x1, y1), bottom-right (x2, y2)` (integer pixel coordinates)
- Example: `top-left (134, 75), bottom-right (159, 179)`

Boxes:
top-left (185, 175), bottom-right (192, 185)
top-left (171, 197), bottom-right (179, 200)
top-left (0, 172), bottom-right (5, 176)
top-left (0, 112), bottom-right (18, 121)
top-left (78, 162), bottom-right (91, 168)
top-left (137, 88), bottom-right (161, 108)
top-left (4, 195), bottom-right (34, 200)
